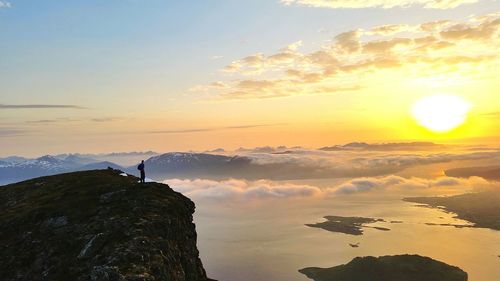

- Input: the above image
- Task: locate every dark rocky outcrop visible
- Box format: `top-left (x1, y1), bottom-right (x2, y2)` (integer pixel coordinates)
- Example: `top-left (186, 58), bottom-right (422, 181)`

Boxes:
top-left (300, 255), bottom-right (467, 281)
top-left (0, 169), bottom-right (213, 281)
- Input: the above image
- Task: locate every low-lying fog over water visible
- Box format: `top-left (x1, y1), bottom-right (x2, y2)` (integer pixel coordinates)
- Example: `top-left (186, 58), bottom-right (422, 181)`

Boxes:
top-left (165, 146), bottom-right (500, 281)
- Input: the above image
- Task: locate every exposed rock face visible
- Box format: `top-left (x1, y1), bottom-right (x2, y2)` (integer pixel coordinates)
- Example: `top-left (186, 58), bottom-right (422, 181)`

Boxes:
top-left (0, 169), bottom-right (212, 281)
top-left (300, 255), bottom-right (468, 281)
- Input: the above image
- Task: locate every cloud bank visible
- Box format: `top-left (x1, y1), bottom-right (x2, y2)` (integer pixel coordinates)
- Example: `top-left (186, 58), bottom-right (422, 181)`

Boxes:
top-left (241, 149), bottom-right (500, 179)
top-left (330, 175), bottom-right (493, 194)
top-left (147, 124), bottom-right (283, 135)
top-left (165, 175), bottom-right (498, 201)
top-left (280, 0), bottom-right (478, 9)
top-left (166, 178), bottom-right (322, 200)
top-left (0, 128), bottom-right (26, 137)
top-left (146, 148), bottom-right (500, 181)
top-left (0, 104), bottom-right (85, 109)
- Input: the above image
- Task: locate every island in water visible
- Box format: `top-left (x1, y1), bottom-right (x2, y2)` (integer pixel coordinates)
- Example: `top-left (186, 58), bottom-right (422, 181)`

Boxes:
top-left (306, 215), bottom-right (390, 235)
top-left (348, 243), bottom-right (360, 248)
top-left (299, 255), bottom-right (467, 281)
top-left (404, 189), bottom-right (500, 231)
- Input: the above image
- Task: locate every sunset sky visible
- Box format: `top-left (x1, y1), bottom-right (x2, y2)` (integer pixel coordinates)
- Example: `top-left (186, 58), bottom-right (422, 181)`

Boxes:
top-left (1, 0), bottom-right (499, 156)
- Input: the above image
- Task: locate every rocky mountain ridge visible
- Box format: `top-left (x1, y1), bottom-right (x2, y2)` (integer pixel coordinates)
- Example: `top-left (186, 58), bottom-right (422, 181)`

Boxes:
top-left (0, 169), bottom-right (214, 281)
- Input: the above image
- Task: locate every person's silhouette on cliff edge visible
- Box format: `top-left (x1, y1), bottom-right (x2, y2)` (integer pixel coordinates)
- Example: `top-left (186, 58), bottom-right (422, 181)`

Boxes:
top-left (137, 160), bottom-right (146, 183)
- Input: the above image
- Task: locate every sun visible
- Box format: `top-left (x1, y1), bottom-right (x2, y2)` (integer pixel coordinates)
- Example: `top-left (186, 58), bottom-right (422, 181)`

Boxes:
top-left (412, 95), bottom-right (471, 133)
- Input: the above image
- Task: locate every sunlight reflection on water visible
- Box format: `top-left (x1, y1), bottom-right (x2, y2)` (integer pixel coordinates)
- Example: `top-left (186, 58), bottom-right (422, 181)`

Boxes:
top-left (193, 192), bottom-right (500, 281)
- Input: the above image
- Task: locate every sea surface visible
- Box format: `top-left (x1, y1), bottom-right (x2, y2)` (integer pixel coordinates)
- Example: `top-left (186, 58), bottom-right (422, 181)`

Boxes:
top-left (192, 184), bottom-right (500, 281)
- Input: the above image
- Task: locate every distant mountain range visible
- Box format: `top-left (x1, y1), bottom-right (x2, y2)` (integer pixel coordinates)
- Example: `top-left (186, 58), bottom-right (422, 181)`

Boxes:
top-left (1, 151), bottom-right (250, 185)
top-left (0, 151), bottom-right (164, 185)
top-left (1, 151), bottom-right (326, 184)
top-left (0, 155), bottom-right (127, 185)
top-left (52, 151), bottom-right (159, 166)
top-left (144, 152), bottom-right (253, 179)
top-left (445, 166), bottom-right (500, 181)
top-left (142, 151), bottom-right (394, 181)
top-left (1, 142), bottom-right (487, 185)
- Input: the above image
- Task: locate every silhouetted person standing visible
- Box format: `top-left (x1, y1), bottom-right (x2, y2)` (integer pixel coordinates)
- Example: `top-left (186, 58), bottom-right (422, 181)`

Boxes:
top-left (137, 160), bottom-right (145, 183)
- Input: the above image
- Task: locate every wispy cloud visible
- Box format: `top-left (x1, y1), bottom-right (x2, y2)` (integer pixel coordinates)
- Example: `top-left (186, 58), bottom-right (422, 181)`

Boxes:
top-left (25, 118), bottom-right (80, 124)
top-left (148, 124), bottom-right (285, 134)
top-left (0, 128), bottom-right (28, 137)
top-left (91, 117), bottom-right (121, 122)
top-left (192, 12), bottom-right (500, 99)
top-left (0, 104), bottom-right (86, 109)
top-left (0, 1), bottom-right (11, 8)
top-left (149, 128), bottom-right (214, 134)
top-left (280, 0), bottom-right (479, 9)
top-left (225, 123), bottom-right (286, 129)
top-left (26, 119), bottom-right (59, 124)
top-left (26, 117), bottom-right (119, 123)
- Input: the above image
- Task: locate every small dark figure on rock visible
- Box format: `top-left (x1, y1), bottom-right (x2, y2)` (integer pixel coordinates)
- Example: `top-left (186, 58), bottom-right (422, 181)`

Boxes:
top-left (137, 160), bottom-right (146, 183)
